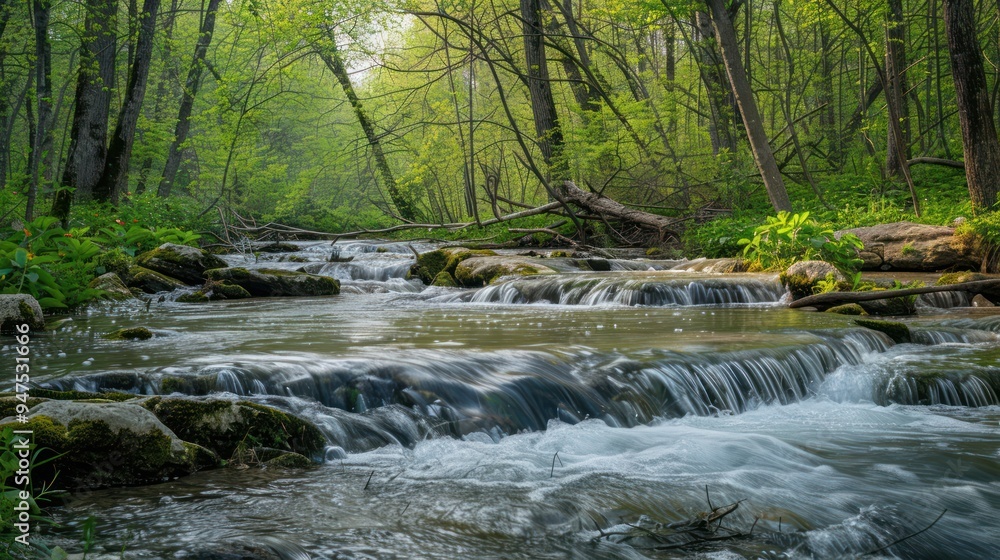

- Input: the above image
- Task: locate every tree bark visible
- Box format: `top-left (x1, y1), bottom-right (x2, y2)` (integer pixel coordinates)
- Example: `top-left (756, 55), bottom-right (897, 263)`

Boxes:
top-left (317, 38), bottom-right (417, 221)
top-left (53, 0), bottom-right (117, 220)
top-left (0, 0), bottom-right (13, 189)
top-left (520, 0), bottom-right (566, 179)
top-left (885, 0), bottom-right (910, 176)
top-left (157, 0), bottom-right (221, 197)
top-left (692, 11), bottom-right (736, 154)
top-left (28, 0), bottom-right (54, 220)
top-left (789, 279), bottom-right (1000, 310)
top-left (943, 0), bottom-right (1000, 209)
top-left (705, 0), bottom-right (792, 212)
top-left (93, 0), bottom-right (160, 204)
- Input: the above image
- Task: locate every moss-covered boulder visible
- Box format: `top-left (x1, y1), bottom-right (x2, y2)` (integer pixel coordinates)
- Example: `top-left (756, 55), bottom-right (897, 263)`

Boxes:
top-left (141, 397), bottom-right (326, 460)
top-left (410, 248), bottom-right (498, 284)
top-left (135, 243), bottom-right (228, 285)
top-left (854, 318), bottom-right (911, 343)
top-left (431, 271), bottom-right (458, 287)
top-left (826, 303), bottom-right (868, 315)
top-left (263, 451), bottom-right (313, 469)
top-left (453, 256), bottom-right (558, 287)
top-left (178, 280), bottom-right (254, 303)
top-left (0, 401), bottom-right (218, 489)
top-left (858, 297), bottom-right (917, 316)
top-left (936, 272), bottom-right (1000, 302)
top-left (0, 294), bottom-right (44, 335)
top-left (838, 222), bottom-right (979, 271)
top-left (88, 272), bottom-right (135, 300)
top-left (255, 242), bottom-right (299, 253)
top-left (204, 268), bottom-right (339, 297)
top-left (103, 326), bottom-right (154, 341)
top-left (127, 265), bottom-right (187, 293)
top-left (94, 248), bottom-right (134, 279)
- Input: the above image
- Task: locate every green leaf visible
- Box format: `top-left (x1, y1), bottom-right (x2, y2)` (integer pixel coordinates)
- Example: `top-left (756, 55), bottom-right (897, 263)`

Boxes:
top-left (37, 297), bottom-right (68, 309)
top-left (13, 248), bottom-right (28, 268)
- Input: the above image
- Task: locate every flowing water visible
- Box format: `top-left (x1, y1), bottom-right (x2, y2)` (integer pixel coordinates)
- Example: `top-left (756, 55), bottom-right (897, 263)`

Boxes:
top-left (16, 242), bottom-right (1000, 559)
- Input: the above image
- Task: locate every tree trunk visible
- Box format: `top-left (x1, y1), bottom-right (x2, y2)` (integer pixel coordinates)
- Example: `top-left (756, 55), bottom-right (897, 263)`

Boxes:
top-left (520, 0), bottom-right (566, 180)
top-left (93, 0), bottom-right (160, 204)
top-left (944, 0), bottom-right (1000, 209)
top-left (693, 11), bottom-right (736, 154)
top-left (317, 38), bottom-right (417, 221)
top-left (0, 0), bottom-right (13, 189)
top-left (53, 0), bottom-right (117, 220)
top-left (28, 0), bottom-right (54, 220)
top-left (542, 0), bottom-right (600, 118)
top-left (157, 0), bottom-right (221, 197)
top-left (885, 0), bottom-right (910, 176)
top-left (705, 0), bottom-right (792, 212)
top-left (134, 0), bottom-right (179, 194)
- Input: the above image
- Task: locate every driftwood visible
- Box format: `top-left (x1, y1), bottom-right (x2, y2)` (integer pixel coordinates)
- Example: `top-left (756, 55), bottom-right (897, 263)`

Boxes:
top-left (789, 279), bottom-right (1000, 310)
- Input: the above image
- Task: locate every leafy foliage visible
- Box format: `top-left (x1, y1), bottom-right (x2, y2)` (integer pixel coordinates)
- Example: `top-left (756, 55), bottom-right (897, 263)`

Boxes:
top-left (738, 211), bottom-right (864, 274)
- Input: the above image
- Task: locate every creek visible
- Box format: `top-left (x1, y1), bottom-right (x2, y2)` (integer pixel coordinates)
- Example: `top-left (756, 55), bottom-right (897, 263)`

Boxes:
top-left (25, 241), bottom-right (1000, 558)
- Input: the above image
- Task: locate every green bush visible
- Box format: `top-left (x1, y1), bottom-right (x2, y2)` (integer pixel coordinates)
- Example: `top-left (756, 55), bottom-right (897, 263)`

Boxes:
top-left (738, 211), bottom-right (864, 274)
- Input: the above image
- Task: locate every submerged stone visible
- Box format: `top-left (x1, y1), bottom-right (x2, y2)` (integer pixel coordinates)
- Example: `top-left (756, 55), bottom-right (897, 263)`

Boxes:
top-left (103, 326), bottom-right (154, 341)
top-left (854, 318), bottom-right (911, 343)
top-left (454, 256), bottom-right (557, 287)
top-left (127, 265), bottom-right (187, 293)
top-left (431, 271), bottom-right (458, 287)
top-left (88, 272), bottom-right (135, 300)
top-left (826, 303), bottom-right (867, 315)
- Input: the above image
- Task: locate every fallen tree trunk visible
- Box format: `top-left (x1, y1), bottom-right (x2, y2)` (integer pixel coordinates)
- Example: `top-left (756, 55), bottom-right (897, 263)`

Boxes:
top-left (560, 180), bottom-right (681, 240)
top-left (789, 279), bottom-right (1000, 310)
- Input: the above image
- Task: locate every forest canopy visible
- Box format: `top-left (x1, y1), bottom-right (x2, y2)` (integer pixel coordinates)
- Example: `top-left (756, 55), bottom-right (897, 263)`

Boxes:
top-left (1, 0), bottom-right (999, 245)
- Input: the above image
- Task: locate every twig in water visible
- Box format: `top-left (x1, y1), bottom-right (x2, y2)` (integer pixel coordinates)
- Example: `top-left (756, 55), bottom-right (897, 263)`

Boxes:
top-left (778, 516), bottom-right (782, 533)
top-left (399, 502), bottom-right (410, 518)
top-left (705, 485), bottom-right (714, 511)
top-left (863, 509), bottom-right (947, 556)
top-left (363, 470), bottom-right (375, 490)
top-left (550, 452), bottom-right (562, 478)
top-left (749, 517), bottom-right (759, 537)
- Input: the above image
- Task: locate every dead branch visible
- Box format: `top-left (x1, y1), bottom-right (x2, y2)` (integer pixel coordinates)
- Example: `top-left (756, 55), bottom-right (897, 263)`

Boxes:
top-left (789, 280), bottom-right (1000, 310)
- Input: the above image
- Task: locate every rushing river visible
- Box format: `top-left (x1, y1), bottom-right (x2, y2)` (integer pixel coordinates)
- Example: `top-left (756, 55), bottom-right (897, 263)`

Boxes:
top-left (18, 241), bottom-right (1000, 559)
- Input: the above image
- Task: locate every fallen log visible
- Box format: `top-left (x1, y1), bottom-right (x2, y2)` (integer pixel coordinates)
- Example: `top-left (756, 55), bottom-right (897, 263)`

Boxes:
top-left (560, 180), bottom-right (681, 240)
top-left (789, 279), bottom-right (1000, 310)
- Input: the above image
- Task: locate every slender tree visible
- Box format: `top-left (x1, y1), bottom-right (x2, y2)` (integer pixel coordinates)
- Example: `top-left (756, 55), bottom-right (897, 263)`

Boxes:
top-left (705, 0), bottom-right (792, 212)
top-left (944, 0), bottom-right (1000, 209)
top-left (157, 0), bottom-right (221, 197)
top-left (27, 0), bottom-right (53, 220)
top-left (93, 0), bottom-right (160, 203)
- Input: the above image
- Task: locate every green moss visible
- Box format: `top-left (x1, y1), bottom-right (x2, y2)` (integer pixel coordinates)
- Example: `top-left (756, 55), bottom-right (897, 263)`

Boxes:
top-left (936, 272), bottom-right (990, 285)
top-left (826, 303), bottom-right (868, 315)
top-left (550, 250), bottom-right (571, 258)
top-left (854, 318), bottom-right (911, 343)
top-left (159, 374), bottom-right (217, 395)
top-left (212, 282), bottom-right (251, 299)
top-left (95, 248), bottom-right (134, 278)
top-left (412, 248), bottom-right (497, 284)
top-left (780, 272), bottom-right (816, 300)
top-left (103, 326), bottom-right (154, 341)
top-left (177, 291), bottom-right (209, 303)
top-left (645, 247), bottom-right (662, 256)
top-left (128, 266), bottom-right (186, 292)
top-left (141, 398), bottom-right (325, 459)
top-left (0, 397), bottom-right (45, 419)
top-left (263, 452), bottom-right (313, 469)
top-left (26, 388), bottom-right (135, 402)
top-left (432, 271), bottom-right (458, 287)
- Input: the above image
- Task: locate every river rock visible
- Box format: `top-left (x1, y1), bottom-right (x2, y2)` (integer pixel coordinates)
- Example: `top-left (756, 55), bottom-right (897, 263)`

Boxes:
top-left (88, 272), bottom-right (135, 300)
top-left (103, 327), bottom-right (154, 341)
top-left (127, 265), bottom-right (188, 293)
top-left (0, 294), bottom-right (44, 335)
top-left (854, 318), bottom-right (911, 343)
top-left (141, 397), bottom-right (326, 459)
top-left (254, 242), bottom-right (299, 253)
top-left (972, 294), bottom-right (996, 307)
top-left (781, 261), bottom-right (846, 300)
top-left (178, 280), bottom-right (253, 303)
top-left (936, 272), bottom-right (1000, 302)
top-left (204, 268), bottom-right (339, 297)
top-left (411, 248), bottom-right (498, 284)
top-left (453, 256), bottom-right (558, 287)
top-left (837, 222), bottom-right (979, 271)
top-left (0, 400), bottom-right (218, 489)
top-left (670, 258), bottom-right (747, 273)
top-left (136, 243), bottom-right (229, 285)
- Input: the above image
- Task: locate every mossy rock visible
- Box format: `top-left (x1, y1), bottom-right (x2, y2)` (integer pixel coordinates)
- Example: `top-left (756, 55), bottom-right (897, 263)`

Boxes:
top-left (0, 401), bottom-right (219, 489)
top-left (283, 255), bottom-right (309, 263)
top-left (453, 256), bottom-right (557, 287)
top-left (159, 374), bottom-right (218, 395)
top-left (177, 291), bottom-right (210, 303)
top-left (411, 248), bottom-right (498, 284)
top-left (854, 318), bottom-right (911, 343)
top-left (0, 295), bottom-right (44, 335)
top-left (262, 451), bottom-right (313, 469)
top-left (127, 265), bottom-right (187, 293)
top-left (135, 243), bottom-right (228, 285)
top-left (205, 268), bottom-right (339, 298)
top-left (25, 388), bottom-right (137, 402)
top-left (431, 271), bottom-right (458, 287)
top-left (0, 396), bottom-right (46, 418)
top-left (141, 397), bottom-right (326, 459)
top-left (826, 303), bottom-right (868, 316)
top-left (550, 250), bottom-right (572, 258)
top-left (858, 297), bottom-right (917, 316)
top-left (936, 272), bottom-right (991, 285)
top-left (94, 248), bottom-right (134, 279)
top-left (256, 242), bottom-right (299, 253)
top-left (88, 272), bottom-right (135, 300)
top-left (103, 327), bottom-right (154, 341)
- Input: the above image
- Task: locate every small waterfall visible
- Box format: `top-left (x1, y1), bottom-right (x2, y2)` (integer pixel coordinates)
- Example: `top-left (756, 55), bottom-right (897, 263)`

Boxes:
top-left (910, 327), bottom-right (999, 345)
top-left (917, 291), bottom-right (971, 308)
top-left (467, 274), bottom-right (786, 306)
